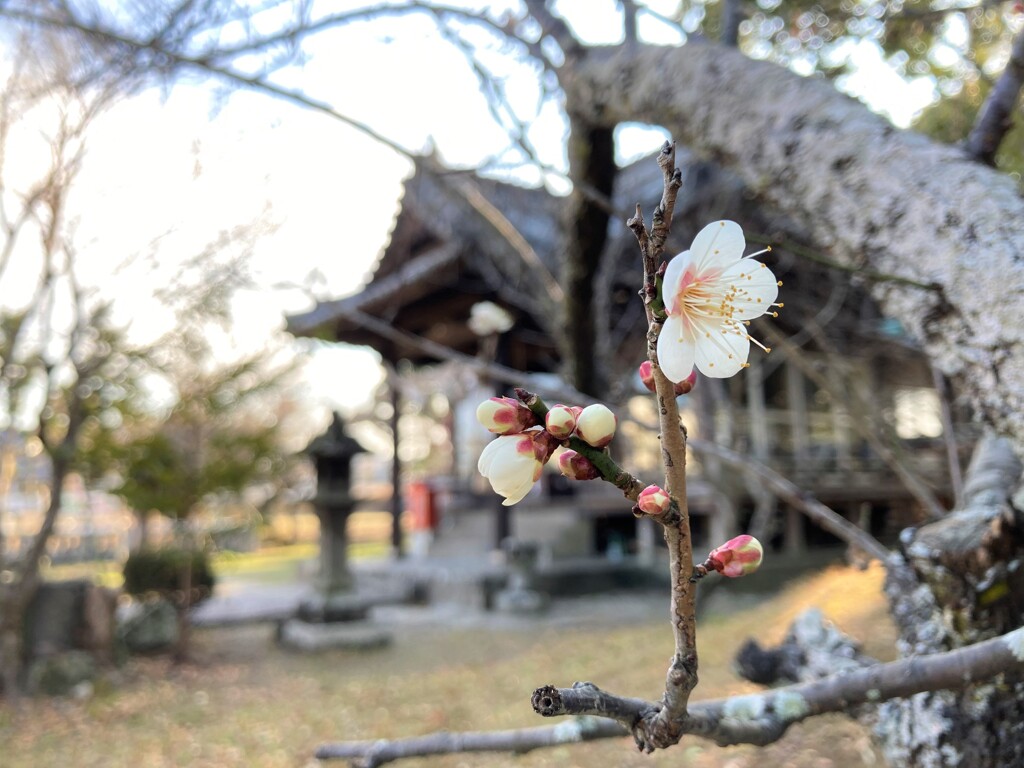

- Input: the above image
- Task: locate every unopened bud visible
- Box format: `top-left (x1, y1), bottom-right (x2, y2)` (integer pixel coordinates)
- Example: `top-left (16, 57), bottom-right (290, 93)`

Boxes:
top-left (575, 404), bottom-right (617, 448)
top-left (557, 449), bottom-right (600, 481)
top-left (640, 360), bottom-right (697, 396)
top-left (674, 371), bottom-right (697, 396)
top-left (636, 484), bottom-right (671, 516)
top-left (545, 404), bottom-right (577, 440)
top-left (705, 535), bottom-right (764, 578)
top-left (476, 396), bottom-right (536, 435)
top-left (639, 360), bottom-right (657, 393)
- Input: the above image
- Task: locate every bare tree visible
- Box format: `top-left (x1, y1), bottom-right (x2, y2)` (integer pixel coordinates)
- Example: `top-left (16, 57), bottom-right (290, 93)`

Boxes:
top-left (0, 36), bottom-right (141, 698)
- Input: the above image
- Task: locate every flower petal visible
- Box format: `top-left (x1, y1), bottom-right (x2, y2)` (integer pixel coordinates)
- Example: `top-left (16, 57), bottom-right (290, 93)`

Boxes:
top-left (693, 318), bottom-right (749, 378)
top-left (477, 435), bottom-right (506, 476)
top-left (690, 220), bottom-right (745, 275)
top-left (662, 250), bottom-right (692, 315)
top-left (718, 259), bottom-right (779, 321)
top-left (657, 314), bottom-right (697, 383)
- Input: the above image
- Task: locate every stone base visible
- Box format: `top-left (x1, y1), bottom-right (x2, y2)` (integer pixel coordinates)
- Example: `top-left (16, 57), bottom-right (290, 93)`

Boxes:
top-left (278, 618), bottom-right (391, 652)
top-left (493, 587), bottom-right (548, 615)
top-left (296, 593), bottom-right (372, 623)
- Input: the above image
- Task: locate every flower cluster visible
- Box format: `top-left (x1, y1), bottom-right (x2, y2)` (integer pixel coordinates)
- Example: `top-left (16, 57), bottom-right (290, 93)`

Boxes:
top-left (476, 397), bottom-right (619, 505)
top-left (658, 220), bottom-right (782, 383)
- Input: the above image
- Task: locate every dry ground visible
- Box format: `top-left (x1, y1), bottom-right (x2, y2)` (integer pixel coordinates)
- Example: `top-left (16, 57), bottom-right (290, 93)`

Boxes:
top-left (1, 564), bottom-right (896, 768)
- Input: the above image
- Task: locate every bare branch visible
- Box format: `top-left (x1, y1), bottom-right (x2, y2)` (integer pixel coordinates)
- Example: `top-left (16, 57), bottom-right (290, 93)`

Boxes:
top-left (721, 0), bottom-right (743, 47)
top-left (965, 26), bottom-right (1024, 165)
top-left (319, 626), bottom-right (1024, 764)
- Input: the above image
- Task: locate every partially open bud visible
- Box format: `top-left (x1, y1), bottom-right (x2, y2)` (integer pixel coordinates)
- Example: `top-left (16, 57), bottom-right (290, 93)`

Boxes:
top-left (476, 396), bottom-right (537, 435)
top-left (705, 535), bottom-right (764, 578)
top-left (557, 449), bottom-right (600, 481)
top-left (575, 404), bottom-right (617, 448)
top-left (545, 404), bottom-right (577, 440)
top-left (636, 484), bottom-right (671, 516)
top-left (478, 430), bottom-right (559, 506)
top-left (640, 361), bottom-right (697, 396)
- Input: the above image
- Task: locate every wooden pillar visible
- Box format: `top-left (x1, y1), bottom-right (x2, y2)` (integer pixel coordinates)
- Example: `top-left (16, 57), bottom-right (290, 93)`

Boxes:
top-left (785, 362), bottom-right (811, 466)
top-left (828, 367), bottom-right (854, 470)
top-left (390, 378), bottom-right (404, 559)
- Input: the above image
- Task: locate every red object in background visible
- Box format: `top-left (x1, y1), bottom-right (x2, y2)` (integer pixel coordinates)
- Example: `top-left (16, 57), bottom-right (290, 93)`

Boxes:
top-left (407, 481), bottom-right (438, 531)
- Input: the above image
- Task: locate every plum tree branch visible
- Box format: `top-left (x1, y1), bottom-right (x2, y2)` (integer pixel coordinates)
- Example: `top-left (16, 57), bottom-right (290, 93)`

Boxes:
top-left (318, 625), bottom-right (1024, 763)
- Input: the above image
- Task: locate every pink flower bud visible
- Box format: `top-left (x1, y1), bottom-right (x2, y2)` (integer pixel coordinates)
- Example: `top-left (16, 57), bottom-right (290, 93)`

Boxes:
top-left (674, 371), bottom-right (698, 396)
top-left (545, 404), bottom-right (577, 439)
top-left (557, 449), bottom-right (600, 481)
top-left (575, 404), bottom-right (617, 448)
top-left (636, 484), bottom-right (670, 516)
top-left (640, 361), bottom-right (697, 396)
top-left (476, 396), bottom-right (536, 435)
top-left (705, 535), bottom-right (764, 578)
top-left (639, 361), bottom-right (656, 393)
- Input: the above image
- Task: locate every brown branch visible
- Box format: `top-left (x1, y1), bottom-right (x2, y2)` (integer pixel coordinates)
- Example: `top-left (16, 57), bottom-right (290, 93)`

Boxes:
top-left (965, 26), bottom-right (1024, 165)
top-left (626, 143), bottom-right (697, 747)
top-left (319, 626), bottom-right (1024, 763)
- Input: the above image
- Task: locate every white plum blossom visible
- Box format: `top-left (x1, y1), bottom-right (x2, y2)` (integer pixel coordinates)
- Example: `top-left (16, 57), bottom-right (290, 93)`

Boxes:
top-left (657, 220), bottom-right (781, 382)
top-left (477, 431), bottom-right (557, 506)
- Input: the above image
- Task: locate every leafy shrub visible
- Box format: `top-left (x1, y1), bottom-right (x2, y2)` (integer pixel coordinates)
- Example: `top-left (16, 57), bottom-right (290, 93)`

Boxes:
top-left (122, 548), bottom-right (215, 605)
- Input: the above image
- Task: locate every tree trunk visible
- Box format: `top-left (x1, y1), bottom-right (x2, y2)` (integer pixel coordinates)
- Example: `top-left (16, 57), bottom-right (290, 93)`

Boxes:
top-left (566, 42), bottom-right (1024, 450)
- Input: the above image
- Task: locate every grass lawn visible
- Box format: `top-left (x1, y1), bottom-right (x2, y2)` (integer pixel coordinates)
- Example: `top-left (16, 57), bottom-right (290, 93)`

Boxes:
top-left (1, 563), bottom-right (895, 768)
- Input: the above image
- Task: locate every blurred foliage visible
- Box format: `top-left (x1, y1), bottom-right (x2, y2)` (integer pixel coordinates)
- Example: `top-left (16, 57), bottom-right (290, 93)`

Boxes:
top-left (122, 547), bottom-right (216, 601)
top-left (107, 355), bottom-right (289, 525)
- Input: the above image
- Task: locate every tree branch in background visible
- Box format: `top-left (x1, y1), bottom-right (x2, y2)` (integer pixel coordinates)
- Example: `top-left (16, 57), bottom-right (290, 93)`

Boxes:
top-left (965, 26), bottom-right (1024, 165)
top-left (758, 322), bottom-right (948, 521)
top-left (721, 0), bottom-right (743, 47)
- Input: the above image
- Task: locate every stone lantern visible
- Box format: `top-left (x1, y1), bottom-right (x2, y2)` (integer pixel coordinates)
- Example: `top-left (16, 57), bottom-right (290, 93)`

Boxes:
top-left (280, 414), bottom-right (390, 650)
top-left (306, 413), bottom-right (364, 597)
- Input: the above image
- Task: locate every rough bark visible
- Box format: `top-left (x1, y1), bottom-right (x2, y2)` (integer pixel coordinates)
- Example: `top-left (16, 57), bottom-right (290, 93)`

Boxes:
top-left (565, 42), bottom-right (1024, 451)
top-left (737, 434), bottom-right (1024, 767)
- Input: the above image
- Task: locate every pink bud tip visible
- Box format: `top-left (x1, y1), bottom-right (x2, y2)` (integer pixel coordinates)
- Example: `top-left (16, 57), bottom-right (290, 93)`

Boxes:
top-left (545, 404), bottom-right (578, 440)
top-left (636, 484), bottom-right (670, 516)
top-left (639, 361), bottom-right (656, 393)
top-left (640, 362), bottom-right (696, 396)
top-left (706, 535), bottom-right (764, 578)
top-left (476, 396), bottom-right (537, 435)
top-left (575, 404), bottom-right (617, 448)
top-left (674, 371), bottom-right (698, 396)
top-left (557, 449), bottom-right (600, 481)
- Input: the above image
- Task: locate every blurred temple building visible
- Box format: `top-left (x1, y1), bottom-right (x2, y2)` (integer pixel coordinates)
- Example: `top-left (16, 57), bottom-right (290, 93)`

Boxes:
top-left (288, 151), bottom-right (977, 563)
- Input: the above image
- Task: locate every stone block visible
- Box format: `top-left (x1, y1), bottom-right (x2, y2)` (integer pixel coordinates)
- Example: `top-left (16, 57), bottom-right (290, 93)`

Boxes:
top-left (278, 618), bottom-right (391, 652)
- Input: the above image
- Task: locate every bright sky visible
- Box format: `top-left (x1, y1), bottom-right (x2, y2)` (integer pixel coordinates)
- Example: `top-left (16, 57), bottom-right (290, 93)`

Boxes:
top-left (0, 0), bottom-right (939, 430)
